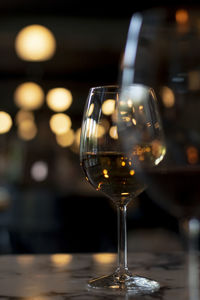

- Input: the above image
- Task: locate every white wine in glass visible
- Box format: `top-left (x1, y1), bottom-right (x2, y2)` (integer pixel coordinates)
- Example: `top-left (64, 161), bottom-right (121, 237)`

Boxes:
top-left (80, 85), bottom-right (164, 293)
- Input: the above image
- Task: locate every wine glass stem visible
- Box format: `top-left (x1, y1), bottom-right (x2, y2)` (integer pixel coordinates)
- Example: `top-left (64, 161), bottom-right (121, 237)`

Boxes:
top-left (117, 204), bottom-right (128, 273)
top-left (188, 218), bottom-right (200, 300)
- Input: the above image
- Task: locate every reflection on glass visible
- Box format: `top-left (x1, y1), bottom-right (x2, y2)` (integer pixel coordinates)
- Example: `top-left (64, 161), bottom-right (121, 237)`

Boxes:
top-left (15, 24), bottom-right (56, 61)
top-left (102, 99), bottom-right (116, 115)
top-left (14, 82), bottom-right (44, 111)
top-left (46, 88), bottom-right (72, 112)
top-left (0, 111), bottom-right (12, 134)
top-left (109, 125), bottom-right (118, 140)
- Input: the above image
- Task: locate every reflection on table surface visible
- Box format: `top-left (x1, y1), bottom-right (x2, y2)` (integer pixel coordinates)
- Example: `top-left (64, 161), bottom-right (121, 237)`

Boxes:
top-left (0, 252), bottom-right (191, 299)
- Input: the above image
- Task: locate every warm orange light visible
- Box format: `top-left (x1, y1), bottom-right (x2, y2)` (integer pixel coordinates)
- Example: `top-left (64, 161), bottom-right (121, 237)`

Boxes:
top-left (15, 25), bottom-right (56, 61)
top-left (186, 146), bottom-right (199, 164)
top-left (56, 129), bottom-right (75, 147)
top-left (0, 111), bottom-right (12, 134)
top-left (132, 118), bottom-right (137, 125)
top-left (16, 256), bottom-right (35, 265)
top-left (50, 254), bottom-right (72, 266)
top-left (161, 86), bottom-right (175, 108)
top-left (176, 9), bottom-right (189, 25)
top-left (15, 110), bottom-right (34, 125)
top-left (14, 82), bottom-right (44, 110)
top-left (49, 113), bottom-right (71, 135)
top-left (87, 103), bottom-right (94, 117)
top-left (93, 253), bottom-right (116, 264)
top-left (75, 128), bottom-right (81, 146)
top-left (17, 119), bottom-right (37, 140)
top-left (96, 124), bottom-right (105, 138)
top-left (109, 125), bottom-right (118, 139)
top-left (102, 99), bottom-right (115, 115)
top-left (46, 88), bottom-right (72, 112)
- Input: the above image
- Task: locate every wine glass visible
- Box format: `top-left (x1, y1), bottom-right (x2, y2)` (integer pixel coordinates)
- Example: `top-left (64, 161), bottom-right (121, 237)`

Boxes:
top-left (120, 6), bottom-right (200, 300)
top-left (80, 85), bottom-right (162, 293)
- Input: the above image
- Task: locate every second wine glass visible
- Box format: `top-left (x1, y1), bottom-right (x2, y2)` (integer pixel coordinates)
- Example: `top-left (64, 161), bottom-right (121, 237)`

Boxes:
top-left (80, 85), bottom-right (163, 293)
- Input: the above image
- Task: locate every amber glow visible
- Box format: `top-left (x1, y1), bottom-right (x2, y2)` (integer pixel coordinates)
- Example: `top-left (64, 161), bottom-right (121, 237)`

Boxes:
top-left (109, 125), bottom-right (118, 139)
top-left (75, 128), bottom-right (81, 146)
top-left (176, 9), bottom-right (189, 25)
top-left (88, 103), bottom-right (94, 117)
top-left (186, 146), bottom-right (199, 164)
top-left (50, 254), bottom-right (72, 266)
top-left (129, 170), bottom-right (135, 176)
top-left (15, 110), bottom-right (34, 124)
top-left (102, 99), bottom-right (115, 115)
top-left (0, 111), bottom-right (12, 134)
top-left (14, 82), bottom-right (44, 110)
top-left (96, 124), bottom-right (105, 138)
top-left (161, 86), bottom-right (175, 108)
top-left (18, 119), bottom-right (37, 140)
top-left (46, 88), bottom-right (72, 112)
top-left (49, 113), bottom-right (71, 135)
top-left (93, 253), bottom-right (116, 264)
top-left (103, 169), bottom-right (109, 178)
top-left (15, 25), bottom-right (56, 61)
top-left (56, 129), bottom-right (75, 147)
top-left (16, 255), bottom-right (34, 265)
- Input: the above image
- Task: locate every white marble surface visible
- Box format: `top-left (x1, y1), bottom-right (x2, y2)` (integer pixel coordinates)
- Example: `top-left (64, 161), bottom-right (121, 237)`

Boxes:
top-left (0, 252), bottom-right (192, 299)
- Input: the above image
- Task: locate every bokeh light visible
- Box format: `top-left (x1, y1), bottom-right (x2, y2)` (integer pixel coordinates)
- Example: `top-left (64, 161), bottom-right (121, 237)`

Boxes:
top-left (161, 86), bottom-right (175, 108)
top-left (87, 103), bottom-right (94, 117)
top-left (0, 111), bottom-right (12, 134)
top-left (49, 113), bottom-right (71, 135)
top-left (176, 9), bottom-right (189, 25)
top-left (46, 88), bottom-right (72, 112)
top-left (14, 82), bottom-right (44, 110)
top-left (30, 161), bottom-right (48, 181)
top-left (102, 99), bottom-right (115, 115)
top-left (109, 125), bottom-right (118, 139)
top-left (15, 110), bottom-right (34, 125)
top-left (17, 119), bottom-right (37, 141)
top-left (56, 129), bottom-right (75, 147)
top-left (96, 124), bottom-right (105, 138)
top-left (15, 24), bottom-right (56, 61)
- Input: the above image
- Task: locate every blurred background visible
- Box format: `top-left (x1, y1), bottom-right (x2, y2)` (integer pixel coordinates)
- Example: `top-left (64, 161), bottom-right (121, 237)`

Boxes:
top-left (0, 0), bottom-right (186, 255)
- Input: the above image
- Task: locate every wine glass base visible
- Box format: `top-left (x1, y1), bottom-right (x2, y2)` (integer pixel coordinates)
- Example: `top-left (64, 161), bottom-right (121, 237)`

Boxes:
top-left (88, 270), bottom-right (160, 294)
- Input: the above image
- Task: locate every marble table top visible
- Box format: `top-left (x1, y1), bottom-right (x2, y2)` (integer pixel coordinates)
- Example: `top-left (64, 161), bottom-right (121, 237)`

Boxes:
top-left (0, 252), bottom-right (192, 299)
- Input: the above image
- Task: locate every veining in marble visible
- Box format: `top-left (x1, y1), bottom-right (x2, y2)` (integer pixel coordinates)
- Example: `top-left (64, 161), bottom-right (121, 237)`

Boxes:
top-left (0, 252), bottom-right (193, 299)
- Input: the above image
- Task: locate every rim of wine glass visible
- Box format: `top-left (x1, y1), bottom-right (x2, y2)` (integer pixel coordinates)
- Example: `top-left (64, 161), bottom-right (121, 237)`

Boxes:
top-left (90, 85), bottom-right (119, 94)
top-left (90, 84), bottom-right (153, 94)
